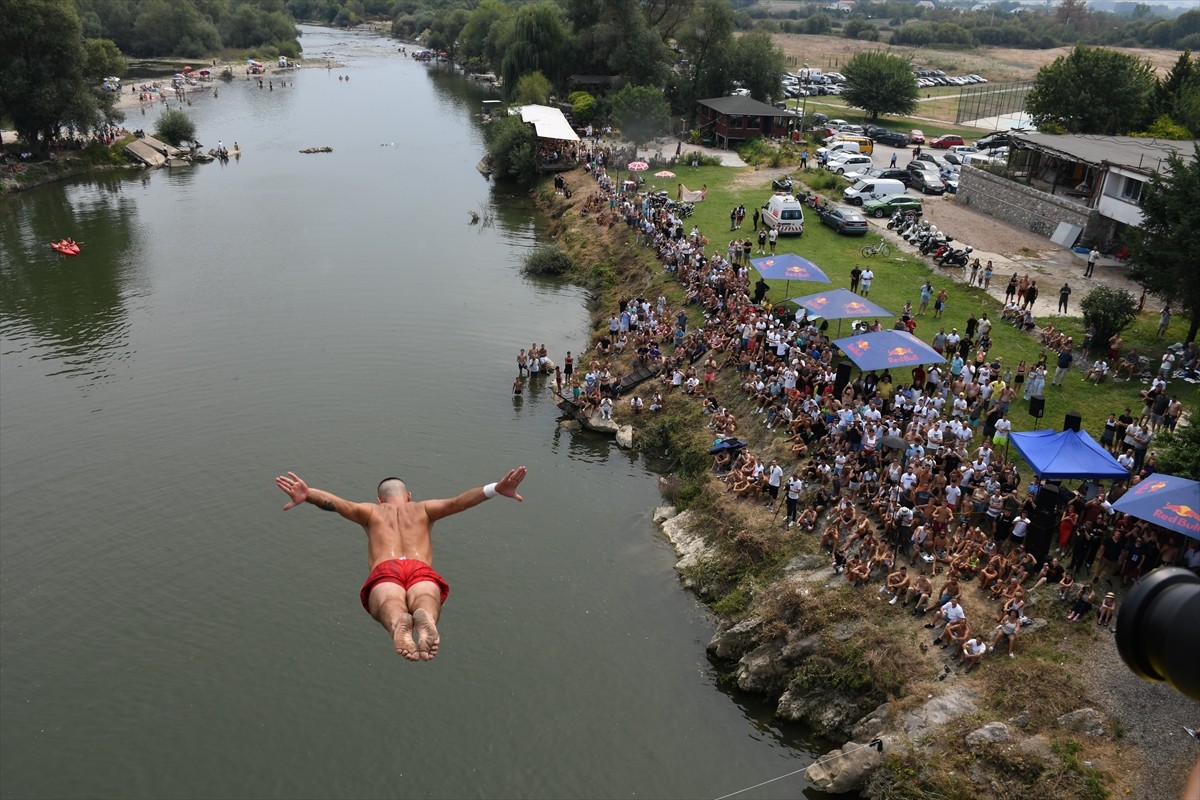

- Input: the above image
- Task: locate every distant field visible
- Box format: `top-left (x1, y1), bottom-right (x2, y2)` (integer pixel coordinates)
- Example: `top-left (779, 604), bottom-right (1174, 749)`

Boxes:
top-left (770, 32), bottom-right (1185, 82)
top-left (771, 34), bottom-right (1185, 131)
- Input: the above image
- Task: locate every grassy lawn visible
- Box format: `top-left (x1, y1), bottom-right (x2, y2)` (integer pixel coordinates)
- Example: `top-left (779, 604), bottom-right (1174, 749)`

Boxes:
top-left (676, 165), bottom-right (1195, 445)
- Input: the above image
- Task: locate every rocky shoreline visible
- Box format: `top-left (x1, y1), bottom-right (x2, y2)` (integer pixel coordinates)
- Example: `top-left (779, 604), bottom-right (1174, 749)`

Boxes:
top-left (536, 166), bottom-right (1198, 800)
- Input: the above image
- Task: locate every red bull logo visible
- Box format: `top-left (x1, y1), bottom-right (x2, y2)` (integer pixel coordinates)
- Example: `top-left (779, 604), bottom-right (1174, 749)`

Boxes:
top-left (1155, 503), bottom-right (1200, 533)
top-left (785, 266), bottom-right (809, 278)
top-left (1134, 480), bottom-right (1169, 495)
top-left (886, 346), bottom-right (917, 364)
top-left (844, 301), bottom-right (867, 312)
top-left (811, 297), bottom-right (828, 307)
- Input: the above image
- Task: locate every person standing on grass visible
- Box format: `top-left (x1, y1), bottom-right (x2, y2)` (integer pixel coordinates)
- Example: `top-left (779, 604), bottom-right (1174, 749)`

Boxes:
top-left (1157, 306), bottom-right (1171, 339)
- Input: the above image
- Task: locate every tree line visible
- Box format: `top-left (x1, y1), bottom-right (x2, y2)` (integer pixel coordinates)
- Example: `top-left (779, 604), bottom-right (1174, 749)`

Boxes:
top-left (74, 0), bottom-right (300, 58)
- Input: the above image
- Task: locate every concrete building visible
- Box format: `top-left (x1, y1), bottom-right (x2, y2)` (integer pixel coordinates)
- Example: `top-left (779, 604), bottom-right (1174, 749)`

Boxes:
top-left (956, 132), bottom-right (1198, 247)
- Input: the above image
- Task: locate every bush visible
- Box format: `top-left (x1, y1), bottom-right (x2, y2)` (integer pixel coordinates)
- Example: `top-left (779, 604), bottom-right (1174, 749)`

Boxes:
top-left (523, 245), bottom-right (573, 276)
top-left (1079, 285), bottom-right (1138, 348)
top-left (154, 109), bottom-right (196, 146)
top-left (485, 115), bottom-right (537, 187)
top-left (678, 150), bottom-right (723, 167)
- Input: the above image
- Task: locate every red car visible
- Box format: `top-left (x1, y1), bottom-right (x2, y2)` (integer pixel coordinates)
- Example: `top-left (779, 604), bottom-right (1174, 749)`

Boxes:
top-left (930, 134), bottom-right (965, 149)
top-left (909, 129), bottom-right (925, 144)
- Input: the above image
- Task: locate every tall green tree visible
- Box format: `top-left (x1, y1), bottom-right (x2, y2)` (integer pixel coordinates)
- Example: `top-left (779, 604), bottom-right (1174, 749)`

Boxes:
top-left (1126, 146), bottom-right (1200, 344)
top-left (499, 2), bottom-right (568, 99)
top-left (459, 0), bottom-right (513, 67)
top-left (611, 83), bottom-right (671, 147)
top-left (677, 0), bottom-right (735, 123)
top-left (1149, 425), bottom-right (1200, 481)
top-left (1026, 46), bottom-right (1156, 134)
top-left (0, 0), bottom-right (90, 151)
top-left (731, 31), bottom-right (786, 103)
top-left (841, 50), bottom-right (918, 122)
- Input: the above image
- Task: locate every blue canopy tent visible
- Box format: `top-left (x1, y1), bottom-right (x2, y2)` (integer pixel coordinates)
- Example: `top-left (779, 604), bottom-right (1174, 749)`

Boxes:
top-left (750, 254), bottom-right (831, 297)
top-left (831, 329), bottom-right (945, 371)
top-left (1112, 474), bottom-right (1200, 540)
top-left (1008, 429), bottom-right (1130, 481)
top-left (789, 288), bottom-right (894, 336)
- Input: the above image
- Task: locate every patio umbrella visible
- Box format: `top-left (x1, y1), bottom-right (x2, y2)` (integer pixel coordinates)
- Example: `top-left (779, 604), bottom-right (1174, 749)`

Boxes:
top-left (1112, 474), bottom-right (1200, 540)
top-left (831, 329), bottom-right (945, 372)
top-left (655, 170), bottom-right (676, 178)
top-left (627, 161), bottom-right (649, 171)
top-left (789, 287), bottom-right (894, 336)
top-left (880, 435), bottom-right (908, 450)
top-left (750, 253), bottom-right (831, 298)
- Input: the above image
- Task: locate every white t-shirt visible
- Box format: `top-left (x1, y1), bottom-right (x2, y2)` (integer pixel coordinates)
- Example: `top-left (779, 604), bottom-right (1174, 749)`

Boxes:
top-left (941, 602), bottom-right (965, 622)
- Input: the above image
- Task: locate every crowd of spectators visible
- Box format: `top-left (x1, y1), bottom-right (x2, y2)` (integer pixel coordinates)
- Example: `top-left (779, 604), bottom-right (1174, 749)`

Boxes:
top-left (561, 168), bottom-right (1199, 669)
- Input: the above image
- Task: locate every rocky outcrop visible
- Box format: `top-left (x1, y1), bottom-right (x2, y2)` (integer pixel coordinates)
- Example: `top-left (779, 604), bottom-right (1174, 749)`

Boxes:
top-left (652, 506), bottom-right (678, 525)
top-left (805, 738), bottom-right (886, 794)
top-left (900, 686), bottom-right (979, 738)
top-left (1057, 708), bottom-right (1106, 737)
top-left (582, 416), bottom-right (619, 435)
top-left (707, 616), bottom-right (765, 660)
top-left (967, 722), bottom-right (1013, 747)
top-left (736, 641), bottom-right (788, 693)
top-left (777, 689), bottom-right (869, 738)
top-left (659, 510), bottom-right (712, 574)
top-left (616, 425), bottom-right (634, 449)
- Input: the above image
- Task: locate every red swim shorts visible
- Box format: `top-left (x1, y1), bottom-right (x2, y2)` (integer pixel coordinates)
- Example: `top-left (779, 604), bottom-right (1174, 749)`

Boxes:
top-left (359, 558), bottom-right (450, 612)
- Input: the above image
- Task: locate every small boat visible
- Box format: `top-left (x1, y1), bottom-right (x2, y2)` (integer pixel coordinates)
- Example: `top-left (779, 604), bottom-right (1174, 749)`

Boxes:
top-left (51, 239), bottom-right (80, 256)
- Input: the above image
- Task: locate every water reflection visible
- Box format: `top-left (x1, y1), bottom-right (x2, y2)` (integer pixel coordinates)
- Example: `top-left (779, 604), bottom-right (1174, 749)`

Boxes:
top-left (0, 177), bottom-right (141, 388)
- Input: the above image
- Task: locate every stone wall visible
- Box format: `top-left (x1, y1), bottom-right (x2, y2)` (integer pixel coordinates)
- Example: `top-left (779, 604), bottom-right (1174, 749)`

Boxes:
top-left (956, 165), bottom-right (1102, 243)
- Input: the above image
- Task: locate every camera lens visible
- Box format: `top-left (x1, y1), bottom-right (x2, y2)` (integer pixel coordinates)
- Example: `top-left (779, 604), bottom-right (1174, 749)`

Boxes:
top-left (1115, 567), bottom-right (1200, 702)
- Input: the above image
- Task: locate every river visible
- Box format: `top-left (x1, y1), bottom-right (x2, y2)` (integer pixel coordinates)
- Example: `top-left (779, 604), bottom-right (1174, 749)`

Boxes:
top-left (0, 26), bottom-right (823, 799)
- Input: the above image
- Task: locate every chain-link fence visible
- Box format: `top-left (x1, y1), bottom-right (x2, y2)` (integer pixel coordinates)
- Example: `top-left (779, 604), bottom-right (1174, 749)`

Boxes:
top-left (956, 80), bottom-right (1033, 125)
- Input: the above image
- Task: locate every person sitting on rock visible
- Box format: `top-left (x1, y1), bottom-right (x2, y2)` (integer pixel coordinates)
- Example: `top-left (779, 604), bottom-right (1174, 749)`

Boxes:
top-left (1066, 584), bottom-right (1096, 622)
top-left (925, 596), bottom-right (965, 632)
top-left (988, 608), bottom-right (1021, 658)
top-left (883, 565), bottom-right (910, 604)
top-left (796, 507), bottom-right (819, 533)
top-left (960, 634), bottom-right (987, 672)
top-left (904, 572), bottom-right (934, 614)
top-left (938, 616), bottom-right (969, 651)
top-left (847, 555), bottom-right (871, 587)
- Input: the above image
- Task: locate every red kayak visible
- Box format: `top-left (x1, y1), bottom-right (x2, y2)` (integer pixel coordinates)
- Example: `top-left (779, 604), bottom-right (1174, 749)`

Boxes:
top-left (51, 239), bottom-right (81, 256)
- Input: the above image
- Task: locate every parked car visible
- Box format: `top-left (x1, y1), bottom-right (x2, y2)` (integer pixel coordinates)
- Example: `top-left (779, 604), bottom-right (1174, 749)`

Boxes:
top-left (912, 152), bottom-right (948, 170)
top-left (817, 205), bottom-right (869, 235)
top-left (830, 154), bottom-right (874, 175)
top-left (873, 130), bottom-right (911, 147)
top-left (858, 167), bottom-right (914, 187)
top-left (930, 134), bottom-right (965, 149)
top-left (908, 168), bottom-right (947, 195)
top-left (861, 194), bottom-right (924, 218)
top-left (910, 129), bottom-right (926, 144)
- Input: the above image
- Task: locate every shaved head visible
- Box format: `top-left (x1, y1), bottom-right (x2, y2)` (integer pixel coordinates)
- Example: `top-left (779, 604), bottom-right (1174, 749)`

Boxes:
top-left (377, 477), bottom-right (408, 499)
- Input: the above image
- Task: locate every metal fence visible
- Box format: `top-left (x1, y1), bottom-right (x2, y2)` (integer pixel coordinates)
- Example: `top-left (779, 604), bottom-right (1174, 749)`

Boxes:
top-left (955, 80), bottom-right (1033, 125)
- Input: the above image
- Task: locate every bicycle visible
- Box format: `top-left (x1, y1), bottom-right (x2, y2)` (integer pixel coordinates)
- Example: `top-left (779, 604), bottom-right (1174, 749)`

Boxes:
top-left (861, 237), bottom-right (890, 258)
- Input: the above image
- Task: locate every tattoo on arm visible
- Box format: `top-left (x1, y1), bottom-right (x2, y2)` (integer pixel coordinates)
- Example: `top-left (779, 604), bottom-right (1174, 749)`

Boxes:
top-left (319, 497), bottom-right (335, 511)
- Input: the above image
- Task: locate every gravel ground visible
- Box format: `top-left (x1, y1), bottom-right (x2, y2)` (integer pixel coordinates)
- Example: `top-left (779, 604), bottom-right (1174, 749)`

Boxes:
top-left (1080, 628), bottom-right (1200, 800)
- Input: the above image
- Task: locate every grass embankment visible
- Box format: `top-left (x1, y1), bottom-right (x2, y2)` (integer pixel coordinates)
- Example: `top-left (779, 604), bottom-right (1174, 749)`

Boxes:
top-left (538, 162), bottom-right (1183, 800)
top-left (1, 138), bottom-right (135, 195)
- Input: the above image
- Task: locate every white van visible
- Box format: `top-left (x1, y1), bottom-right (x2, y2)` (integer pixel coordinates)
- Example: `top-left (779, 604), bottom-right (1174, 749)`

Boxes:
top-left (816, 140), bottom-right (861, 159)
top-left (843, 178), bottom-right (907, 206)
top-left (761, 193), bottom-right (805, 235)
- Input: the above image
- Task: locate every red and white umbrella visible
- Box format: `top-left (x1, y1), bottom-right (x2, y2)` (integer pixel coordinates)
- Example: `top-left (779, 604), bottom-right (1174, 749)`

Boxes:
top-left (654, 170), bottom-right (676, 178)
top-left (627, 161), bottom-right (649, 172)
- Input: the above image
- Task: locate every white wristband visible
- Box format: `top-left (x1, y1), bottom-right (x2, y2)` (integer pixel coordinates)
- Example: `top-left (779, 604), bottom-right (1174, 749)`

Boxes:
top-left (483, 483), bottom-right (498, 499)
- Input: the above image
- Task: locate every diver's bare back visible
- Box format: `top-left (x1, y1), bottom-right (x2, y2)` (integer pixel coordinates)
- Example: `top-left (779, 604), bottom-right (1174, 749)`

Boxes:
top-left (364, 502), bottom-right (437, 568)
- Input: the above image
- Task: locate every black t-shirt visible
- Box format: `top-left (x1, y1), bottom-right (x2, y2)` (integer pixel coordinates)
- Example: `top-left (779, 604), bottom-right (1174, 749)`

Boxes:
top-left (1044, 563), bottom-right (1065, 581)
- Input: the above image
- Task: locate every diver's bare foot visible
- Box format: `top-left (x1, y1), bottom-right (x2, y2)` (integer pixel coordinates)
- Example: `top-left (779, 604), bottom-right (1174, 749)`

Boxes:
top-left (413, 608), bottom-right (440, 661)
top-left (391, 614), bottom-right (419, 661)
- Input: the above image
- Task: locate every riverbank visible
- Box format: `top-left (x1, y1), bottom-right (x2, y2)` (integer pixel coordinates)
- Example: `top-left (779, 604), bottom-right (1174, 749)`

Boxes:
top-left (534, 162), bottom-right (1199, 799)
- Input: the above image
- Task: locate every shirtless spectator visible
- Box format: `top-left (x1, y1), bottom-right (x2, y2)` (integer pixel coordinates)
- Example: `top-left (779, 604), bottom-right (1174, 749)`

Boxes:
top-left (904, 572), bottom-right (934, 614)
top-left (847, 556), bottom-right (871, 586)
top-left (883, 565), bottom-right (910, 604)
top-left (273, 467), bottom-right (527, 661)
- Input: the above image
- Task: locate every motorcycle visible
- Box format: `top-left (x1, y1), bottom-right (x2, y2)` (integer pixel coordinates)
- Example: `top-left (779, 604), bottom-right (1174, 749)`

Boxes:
top-left (772, 175), bottom-right (794, 193)
top-left (941, 245), bottom-right (973, 268)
